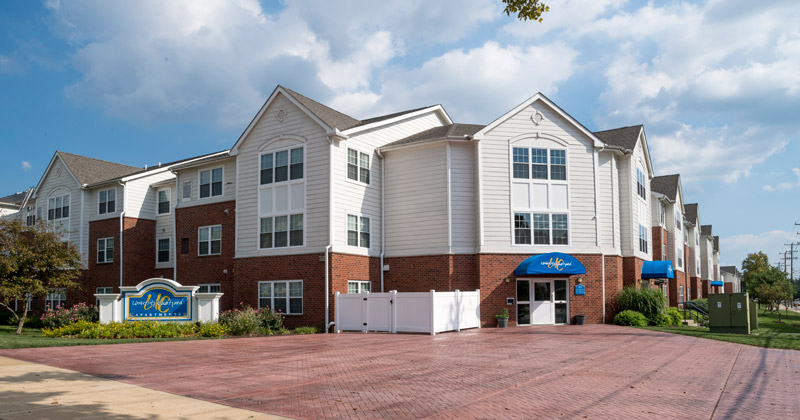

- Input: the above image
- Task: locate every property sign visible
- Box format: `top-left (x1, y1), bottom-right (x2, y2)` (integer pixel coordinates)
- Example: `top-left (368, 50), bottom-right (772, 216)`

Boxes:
top-left (123, 282), bottom-right (193, 321)
top-left (575, 284), bottom-right (585, 295)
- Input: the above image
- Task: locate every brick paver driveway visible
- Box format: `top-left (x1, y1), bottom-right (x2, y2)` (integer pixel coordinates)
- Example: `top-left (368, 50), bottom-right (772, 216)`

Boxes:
top-left (2, 325), bottom-right (798, 419)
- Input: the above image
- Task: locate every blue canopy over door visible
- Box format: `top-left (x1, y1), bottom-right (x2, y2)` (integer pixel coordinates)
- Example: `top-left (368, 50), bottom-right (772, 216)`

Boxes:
top-left (513, 252), bottom-right (587, 276)
top-left (641, 260), bottom-right (675, 279)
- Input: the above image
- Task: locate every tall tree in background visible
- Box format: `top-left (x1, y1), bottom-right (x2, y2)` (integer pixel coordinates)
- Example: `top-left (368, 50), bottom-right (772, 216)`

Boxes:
top-left (502, 0), bottom-right (550, 22)
top-left (753, 267), bottom-right (793, 321)
top-left (741, 251), bottom-right (770, 297)
top-left (0, 220), bottom-right (83, 334)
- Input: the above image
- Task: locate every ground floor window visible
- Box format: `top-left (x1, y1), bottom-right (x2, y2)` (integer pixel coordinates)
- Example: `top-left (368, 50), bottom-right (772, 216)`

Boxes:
top-left (258, 280), bottom-right (302, 314)
top-left (347, 280), bottom-right (371, 294)
top-left (46, 288), bottom-right (66, 310)
top-left (641, 279), bottom-right (651, 290)
top-left (198, 284), bottom-right (221, 293)
top-left (96, 287), bottom-right (114, 306)
top-left (679, 285), bottom-right (685, 303)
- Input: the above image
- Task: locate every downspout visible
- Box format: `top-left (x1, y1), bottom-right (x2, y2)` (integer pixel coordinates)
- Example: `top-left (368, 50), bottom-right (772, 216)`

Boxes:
top-left (594, 147), bottom-right (606, 324)
top-left (118, 180), bottom-right (126, 288)
top-left (173, 178), bottom-right (178, 282)
top-left (375, 149), bottom-right (385, 293)
top-left (79, 188), bottom-right (85, 266)
top-left (324, 134), bottom-right (335, 333)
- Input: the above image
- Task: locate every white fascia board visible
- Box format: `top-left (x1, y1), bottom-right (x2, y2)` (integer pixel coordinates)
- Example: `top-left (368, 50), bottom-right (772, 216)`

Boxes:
top-left (379, 137), bottom-right (472, 153)
top-left (638, 128), bottom-right (656, 178)
top-left (166, 152), bottom-right (232, 173)
top-left (341, 105), bottom-right (453, 137)
top-left (473, 93), bottom-right (605, 148)
top-left (32, 152), bottom-right (81, 198)
top-left (230, 86), bottom-right (333, 156)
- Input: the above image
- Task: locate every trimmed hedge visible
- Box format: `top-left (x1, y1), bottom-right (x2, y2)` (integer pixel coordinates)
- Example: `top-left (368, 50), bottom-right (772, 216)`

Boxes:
top-left (614, 310), bottom-right (648, 327)
top-left (42, 320), bottom-right (228, 339)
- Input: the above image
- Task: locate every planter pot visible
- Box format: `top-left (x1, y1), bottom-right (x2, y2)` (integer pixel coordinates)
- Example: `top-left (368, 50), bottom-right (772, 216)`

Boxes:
top-left (497, 317), bottom-right (508, 328)
top-left (575, 315), bottom-right (587, 325)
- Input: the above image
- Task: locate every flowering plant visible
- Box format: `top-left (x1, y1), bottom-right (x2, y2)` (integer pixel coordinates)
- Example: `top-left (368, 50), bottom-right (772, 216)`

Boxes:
top-left (40, 302), bottom-right (99, 329)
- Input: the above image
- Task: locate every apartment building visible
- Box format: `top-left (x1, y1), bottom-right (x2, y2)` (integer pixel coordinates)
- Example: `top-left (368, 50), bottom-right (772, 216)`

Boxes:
top-left (3, 85), bottom-right (724, 327)
top-left (720, 266), bottom-right (741, 293)
top-left (700, 225), bottom-right (716, 296)
top-left (683, 204), bottom-right (703, 300)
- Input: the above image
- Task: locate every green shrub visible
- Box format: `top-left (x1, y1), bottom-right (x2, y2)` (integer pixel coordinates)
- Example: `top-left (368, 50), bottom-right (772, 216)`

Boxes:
top-left (40, 303), bottom-right (98, 329)
top-left (293, 326), bottom-right (318, 335)
top-left (219, 305), bottom-right (261, 335)
top-left (614, 310), bottom-right (648, 327)
top-left (666, 307), bottom-right (683, 326)
top-left (257, 306), bottom-right (284, 332)
top-left (42, 320), bottom-right (199, 339)
top-left (616, 287), bottom-right (667, 317)
top-left (648, 312), bottom-right (671, 327)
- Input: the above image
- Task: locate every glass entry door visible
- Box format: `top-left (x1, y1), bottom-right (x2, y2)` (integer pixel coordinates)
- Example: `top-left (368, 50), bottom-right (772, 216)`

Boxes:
top-left (517, 279), bottom-right (569, 325)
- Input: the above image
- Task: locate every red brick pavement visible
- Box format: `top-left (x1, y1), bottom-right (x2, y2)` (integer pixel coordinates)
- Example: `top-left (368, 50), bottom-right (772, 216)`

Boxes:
top-left (2, 325), bottom-right (798, 419)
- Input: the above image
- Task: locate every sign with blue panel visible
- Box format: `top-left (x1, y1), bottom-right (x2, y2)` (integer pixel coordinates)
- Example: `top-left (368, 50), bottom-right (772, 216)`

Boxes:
top-left (123, 283), bottom-right (193, 321)
top-left (513, 252), bottom-right (587, 276)
top-left (574, 284), bottom-right (585, 295)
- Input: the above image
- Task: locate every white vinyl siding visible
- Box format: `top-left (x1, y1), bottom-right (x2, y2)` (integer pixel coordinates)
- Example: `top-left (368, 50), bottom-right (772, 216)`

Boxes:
top-left (449, 142), bottom-right (477, 253)
top-left (598, 152), bottom-right (620, 253)
top-left (173, 159), bottom-right (236, 209)
top-left (37, 157), bottom-right (85, 261)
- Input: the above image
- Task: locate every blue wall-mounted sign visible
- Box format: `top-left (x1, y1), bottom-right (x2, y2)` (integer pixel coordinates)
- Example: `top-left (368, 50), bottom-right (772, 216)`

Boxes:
top-left (123, 282), bottom-right (193, 321)
top-left (575, 284), bottom-right (586, 295)
top-left (513, 252), bottom-right (587, 276)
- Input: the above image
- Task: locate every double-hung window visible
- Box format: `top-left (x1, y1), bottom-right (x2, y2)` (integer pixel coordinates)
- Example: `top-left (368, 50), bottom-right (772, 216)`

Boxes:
top-left (347, 148), bottom-right (370, 184)
top-left (659, 203), bottom-right (666, 226)
top-left (512, 147), bottom-right (567, 180)
top-left (48, 194), bottom-right (70, 220)
top-left (639, 224), bottom-right (648, 253)
top-left (258, 280), bottom-right (302, 314)
top-left (99, 189), bottom-right (115, 214)
top-left (261, 147), bottom-right (303, 185)
top-left (636, 168), bottom-right (647, 199)
top-left (157, 189), bottom-right (170, 215)
top-left (260, 215), bottom-right (303, 248)
top-left (199, 168), bottom-right (223, 198)
top-left (182, 180), bottom-right (192, 201)
top-left (675, 210), bottom-right (682, 231)
top-left (46, 288), bottom-right (66, 310)
top-left (514, 213), bottom-right (569, 245)
top-left (347, 215), bottom-right (370, 248)
top-left (198, 225), bottom-right (221, 255)
top-left (677, 247), bottom-right (684, 268)
top-left (97, 237), bottom-right (114, 263)
top-left (157, 238), bottom-right (170, 263)
top-left (26, 207), bottom-right (35, 226)
top-left (348, 281), bottom-right (371, 294)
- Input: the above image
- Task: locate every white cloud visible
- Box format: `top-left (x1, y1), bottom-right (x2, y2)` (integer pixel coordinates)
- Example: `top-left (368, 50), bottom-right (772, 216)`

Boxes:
top-left (20, 161), bottom-right (31, 171)
top-left (763, 168), bottom-right (800, 191)
top-left (721, 230), bottom-right (797, 268)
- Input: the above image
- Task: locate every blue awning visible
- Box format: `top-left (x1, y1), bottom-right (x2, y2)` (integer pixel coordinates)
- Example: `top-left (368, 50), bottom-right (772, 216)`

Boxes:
top-left (710, 281), bottom-right (724, 286)
top-left (641, 260), bottom-right (674, 279)
top-left (513, 253), bottom-right (587, 276)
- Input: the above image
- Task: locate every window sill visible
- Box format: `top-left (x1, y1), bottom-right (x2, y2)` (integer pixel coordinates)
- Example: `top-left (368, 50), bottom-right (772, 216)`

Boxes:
top-left (96, 261), bottom-right (114, 265)
top-left (197, 253), bottom-right (222, 257)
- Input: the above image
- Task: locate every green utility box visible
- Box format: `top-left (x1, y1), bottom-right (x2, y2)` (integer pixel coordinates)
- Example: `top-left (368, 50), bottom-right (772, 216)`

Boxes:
top-left (708, 293), bottom-right (752, 334)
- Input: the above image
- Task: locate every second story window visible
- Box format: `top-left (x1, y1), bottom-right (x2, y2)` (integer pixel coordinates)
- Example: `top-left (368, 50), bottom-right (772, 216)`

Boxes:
top-left (198, 225), bottom-right (221, 255)
top-left (514, 213), bottom-right (568, 245)
top-left (639, 224), bottom-right (648, 253)
top-left (347, 148), bottom-right (370, 184)
top-left (259, 215), bottom-right (303, 248)
top-left (182, 180), bottom-right (191, 201)
top-left (636, 168), bottom-right (647, 199)
top-left (675, 210), bottom-right (682, 231)
top-left (659, 202), bottom-right (666, 226)
top-left (157, 238), bottom-right (170, 263)
top-left (99, 189), bottom-right (115, 214)
top-left (200, 168), bottom-right (223, 198)
top-left (26, 207), bottom-right (35, 226)
top-left (157, 189), bottom-right (170, 215)
top-left (261, 147), bottom-right (303, 185)
top-left (347, 215), bottom-right (370, 248)
top-left (512, 147), bottom-right (567, 180)
top-left (48, 194), bottom-right (70, 220)
top-left (97, 237), bottom-right (114, 263)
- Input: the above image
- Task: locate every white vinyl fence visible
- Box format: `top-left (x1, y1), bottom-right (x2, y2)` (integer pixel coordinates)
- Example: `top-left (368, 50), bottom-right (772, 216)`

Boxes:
top-left (335, 289), bottom-right (480, 335)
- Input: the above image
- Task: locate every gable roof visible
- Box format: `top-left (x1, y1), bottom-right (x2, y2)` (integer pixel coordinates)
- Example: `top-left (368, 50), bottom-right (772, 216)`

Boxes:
top-left (282, 87), bottom-right (361, 131)
top-left (0, 189), bottom-right (32, 206)
top-left (651, 174), bottom-right (681, 201)
top-left (701, 225), bottom-right (713, 235)
top-left (381, 123), bottom-right (485, 150)
top-left (58, 152), bottom-right (141, 186)
top-left (593, 125), bottom-right (643, 150)
top-left (684, 203), bottom-right (698, 223)
top-left (720, 266), bottom-right (738, 275)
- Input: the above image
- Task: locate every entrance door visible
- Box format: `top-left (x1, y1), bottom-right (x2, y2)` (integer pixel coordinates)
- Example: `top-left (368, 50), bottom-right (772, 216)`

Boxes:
top-left (517, 279), bottom-right (569, 325)
top-left (531, 281), bottom-right (553, 324)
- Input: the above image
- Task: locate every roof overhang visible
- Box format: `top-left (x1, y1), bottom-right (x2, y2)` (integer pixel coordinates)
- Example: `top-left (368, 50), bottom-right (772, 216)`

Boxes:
top-left (32, 152), bottom-right (81, 199)
top-left (342, 105), bottom-right (453, 137)
top-left (168, 151), bottom-right (232, 172)
top-left (379, 136), bottom-right (474, 153)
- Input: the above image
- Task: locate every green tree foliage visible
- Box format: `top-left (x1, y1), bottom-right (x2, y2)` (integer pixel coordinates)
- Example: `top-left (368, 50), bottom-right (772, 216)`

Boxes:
top-left (0, 220), bottom-right (83, 334)
top-left (753, 267), bottom-right (793, 321)
top-left (742, 251), bottom-right (770, 296)
top-left (502, 0), bottom-right (550, 22)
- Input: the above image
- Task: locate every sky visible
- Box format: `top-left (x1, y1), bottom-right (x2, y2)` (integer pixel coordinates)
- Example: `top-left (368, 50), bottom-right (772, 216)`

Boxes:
top-left (1, 0), bottom-right (799, 270)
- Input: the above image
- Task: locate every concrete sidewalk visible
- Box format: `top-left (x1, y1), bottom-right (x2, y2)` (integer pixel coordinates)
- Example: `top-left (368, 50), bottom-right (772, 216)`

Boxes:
top-left (0, 356), bottom-right (290, 420)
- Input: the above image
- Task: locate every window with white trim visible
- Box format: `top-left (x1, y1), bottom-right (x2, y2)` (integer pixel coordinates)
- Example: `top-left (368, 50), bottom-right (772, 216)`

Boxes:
top-left (157, 238), bottom-right (170, 263)
top-left (199, 167), bottom-right (223, 198)
top-left (261, 147), bottom-right (303, 185)
top-left (677, 247), bottom-right (684, 268)
top-left (48, 194), bottom-right (70, 220)
top-left (97, 237), bottom-right (114, 263)
top-left (157, 189), bottom-right (170, 215)
top-left (348, 280), bottom-right (371, 294)
top-left (259, 214), bottom-right (303, 248)
top-left (347, 215), bottom-right (370, 248)
top-left (662, 245), bottom-right (667, 261)
top-left (347, 148), bottom-right (370, 184)
top-left (26, 207), bottom-right (36, 226)
top-left (198, 225), bottom-right (221, 255)
top-left (679, 285), bottom-right (685, 303)
top-left (695, 231), bottom-right (700, 246)
top-left (182, 180), bottom-right (192, 201)
top-left (659, 202), bottom-right (666, 226)
top-left (636, 168), bottom-right (647, 199)
top-left (96, 287), bottom-right (114, 306)
top-left (675, 209), bottom-right (681, 231)
top-left (514, 213), bottom-right (568, 245)
top-left (46, 288), bottom-right (66, 310)
top-left (198, 284), bottom-right (221, 293)
top-left (99, 188), bottom-right (116, 214)
top-left (258, 280), bottom-right (302, 314)
top-left (639, 224), bottom-right (648, 253)
top-left (512, 147), bottom-right (567, 180)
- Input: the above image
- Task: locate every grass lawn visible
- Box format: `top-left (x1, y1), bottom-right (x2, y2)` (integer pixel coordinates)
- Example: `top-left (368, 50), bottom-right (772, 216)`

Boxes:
top-left (644, 308), bottom-right (800, 350)
top-left (0, 325), bottom-right (208, 349)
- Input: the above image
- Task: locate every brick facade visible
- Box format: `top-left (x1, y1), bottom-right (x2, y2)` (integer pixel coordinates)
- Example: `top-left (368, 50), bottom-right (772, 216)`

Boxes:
top-left (622, 257), bottom-right (645, 288)
top-left (651, 226), bottom-right (668, 261)
top-left (383, 254), bottom-right (479, 292)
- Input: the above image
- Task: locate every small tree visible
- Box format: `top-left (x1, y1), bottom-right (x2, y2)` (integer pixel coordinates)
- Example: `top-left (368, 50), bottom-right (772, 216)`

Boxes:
top-left (0, 219), bottom-right (83, 334)
top-left (752, 266), bottom-right (792, 320)
top-left (741, 251), bottom-right (770, 300)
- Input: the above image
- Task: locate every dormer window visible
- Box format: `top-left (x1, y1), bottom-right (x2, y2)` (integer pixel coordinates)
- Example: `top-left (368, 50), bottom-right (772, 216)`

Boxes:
top-left (99, 189), bottom-right (115, 214)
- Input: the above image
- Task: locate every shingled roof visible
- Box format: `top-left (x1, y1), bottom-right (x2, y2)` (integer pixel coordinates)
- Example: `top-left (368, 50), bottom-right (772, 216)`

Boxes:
top-left (0, 189), bottom-right (32, 205)
top-left (593, 125), bottom-right (642, 150)
top-left (684, 203), bottom-right (698, 223)
top-left (382, 124), bottom-right (485, 149)
top-left (701, 225), bottom-right (713, 235)
top-left (713, 236), bottom-right (720, 251)
top-left (651, 174), bottom-right (681, 201)
top-left (58, 152), bottom-right (141, 186)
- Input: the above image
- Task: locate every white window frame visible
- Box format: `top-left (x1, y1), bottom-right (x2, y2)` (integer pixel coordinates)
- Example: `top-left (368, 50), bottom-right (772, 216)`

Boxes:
top-left (346, 146), bottom-right (371, 185)
top-left (98, 188), bottom-right (116, 215)
top-left (198, 225), bottom-right (222, 256)
top-left (677, 247), bottom-right (684, 268)
top-left (156, 237), bottom-right (170, 263)
top-left (675, 209), bottom-right (682, 231)
top-left (638, 224), bottom-right (648, 254)
top-left (258, 280), bottom-right (303, 315)
top-left (197, 283), bottom-right (221, 293)
top-left (97, 237), bottom-right (114, 263)
top-left (45, 288), bottom-right (66, 310)
top-left (199, 167), bottom-right (224, 199)
top-left (636, 166), bottom-right (647, 200)
top-left (26, 206), bottom-right (36, 226)
top-left (181, 180), bottom-right (192, 201)
top-left (157, 188), bottom-right (171, 215)
top-left (679, 285), bottom-right (685, 303)
top-left (257, 145), bottom-right (306, 251)
top-left (259, 214), bottom-right (304, 249)
top-left (47, 193), bottom-right (70, 221)
top-left (346, 213), bottom-right (371, 249)
top-left (511, 146), bottom-right (568, 181)
top-left (96, 287), bottom-right (114, 306)
top-left (659, 202), bottom-right (666, 227)
top-left (348, 280), bottom-right (371, 294)
top-left (259, 146), bottom-right (304, 186)
top-left (512, 212), bottom-right (570, 246)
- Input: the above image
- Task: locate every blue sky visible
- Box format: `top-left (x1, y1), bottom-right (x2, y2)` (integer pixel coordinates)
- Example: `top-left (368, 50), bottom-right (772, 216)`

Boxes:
top-left (1, 0), bottom-right (799, 269)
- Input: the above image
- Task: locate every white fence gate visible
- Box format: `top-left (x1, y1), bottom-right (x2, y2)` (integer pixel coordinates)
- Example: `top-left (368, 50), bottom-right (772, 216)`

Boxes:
top-left (335, 289), bottom-right (480, 335)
